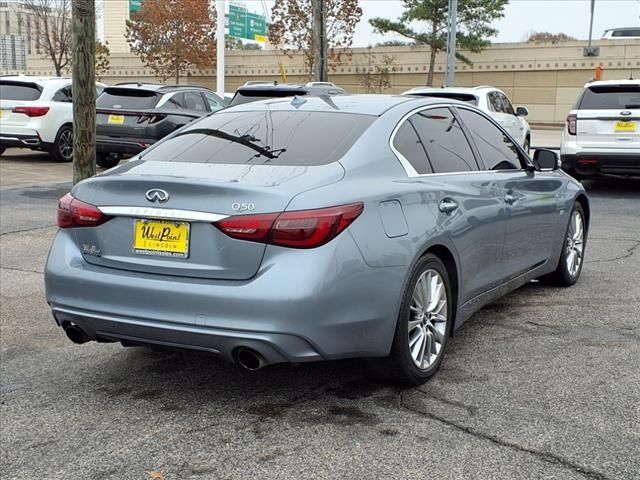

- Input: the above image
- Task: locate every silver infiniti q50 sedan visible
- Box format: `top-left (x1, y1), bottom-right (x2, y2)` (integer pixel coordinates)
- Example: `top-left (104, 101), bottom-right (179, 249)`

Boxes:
top-left (45, 95), bottom-right (589, 385)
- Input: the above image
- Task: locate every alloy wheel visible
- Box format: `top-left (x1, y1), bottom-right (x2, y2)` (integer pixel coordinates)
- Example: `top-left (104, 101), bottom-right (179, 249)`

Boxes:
top-left (408, 269), bottom-right (447, 370)
top-left (565, 210), bottom-right (584, 277)
top-left (59, 129), bottom-right (73, 161)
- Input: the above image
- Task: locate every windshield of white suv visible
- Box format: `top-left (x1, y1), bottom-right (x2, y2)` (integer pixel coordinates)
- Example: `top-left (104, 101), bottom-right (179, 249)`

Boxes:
top-left (578, 85), bottom-right (640, 109)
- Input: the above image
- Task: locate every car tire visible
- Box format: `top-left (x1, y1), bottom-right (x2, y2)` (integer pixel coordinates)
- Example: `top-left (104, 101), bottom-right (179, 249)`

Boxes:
top-left (96, 153), bottom-right (121, 169)
top-left (385, 253), bottom-right (452, 386)
top-left (51, 125), bottom-right (73, 162)
top-left (540, 203), bottom-right (586, 287)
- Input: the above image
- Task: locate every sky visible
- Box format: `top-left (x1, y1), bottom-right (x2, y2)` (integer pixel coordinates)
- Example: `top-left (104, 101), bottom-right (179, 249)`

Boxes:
top-left (237, 0), bottom-right (640, 46)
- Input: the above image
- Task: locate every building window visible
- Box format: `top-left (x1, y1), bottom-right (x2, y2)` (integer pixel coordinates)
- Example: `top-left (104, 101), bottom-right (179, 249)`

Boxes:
top-left (26, 15), bottom-right (31, 54)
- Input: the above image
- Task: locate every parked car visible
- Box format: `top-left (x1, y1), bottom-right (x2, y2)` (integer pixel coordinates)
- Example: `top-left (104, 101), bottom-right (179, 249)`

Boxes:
top-left (45, 95), bottom-right (588, 386)
top-left (95, 83), bottom-right (225, 168)
top-left (602, 27), bottom-right (640, 40)
top-left (560, 79), bottom-right (639, 179)
top-left (403, 86), bottom-right (532, 151)
top-left (0, 76), bottom-right (105, 161)
top-left (230, 83), bottom-right (347, 106)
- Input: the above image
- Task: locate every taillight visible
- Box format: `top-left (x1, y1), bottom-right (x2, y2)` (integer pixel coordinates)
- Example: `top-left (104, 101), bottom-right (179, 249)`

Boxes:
top-left (12, 106), bottom-right (50, 117)
top-left (566, 114), bottom-right (577, 135)
top-left (57, 193), bottom-right (111, 228)
top-left (214, 203), bottom-right (364, 249)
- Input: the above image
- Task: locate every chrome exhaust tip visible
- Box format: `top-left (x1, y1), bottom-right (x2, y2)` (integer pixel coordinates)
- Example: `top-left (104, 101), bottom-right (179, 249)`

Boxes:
top-left (235, 347), bottom-right (266, 371)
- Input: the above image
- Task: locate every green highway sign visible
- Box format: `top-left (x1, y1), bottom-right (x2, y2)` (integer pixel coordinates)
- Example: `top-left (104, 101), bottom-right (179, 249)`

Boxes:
top-left (228, 4), bottom-right (267, 41)
top-left (130, 0), bottom-right (142, 14)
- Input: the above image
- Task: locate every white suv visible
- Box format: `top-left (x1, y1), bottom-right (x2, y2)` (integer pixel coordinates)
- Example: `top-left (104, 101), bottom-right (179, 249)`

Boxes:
top-left (0, 76), bottom-right (105, 162)
top-left (560, 80), bottom-right (639, 179)
top-left (403, 86), bottom-right (532, 151)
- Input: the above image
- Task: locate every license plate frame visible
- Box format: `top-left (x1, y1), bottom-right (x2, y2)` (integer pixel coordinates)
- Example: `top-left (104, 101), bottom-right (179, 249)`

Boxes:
top-left (133, 219), bottom-right (190, 258)
top-left (614, 120), bottom-right (637, 133)
top-left (108, 114), bottom-right (125, 125)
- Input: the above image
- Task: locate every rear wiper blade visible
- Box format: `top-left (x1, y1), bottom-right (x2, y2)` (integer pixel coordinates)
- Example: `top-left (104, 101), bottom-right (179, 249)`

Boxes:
top-left (174, 128), bottom-right (279, 159)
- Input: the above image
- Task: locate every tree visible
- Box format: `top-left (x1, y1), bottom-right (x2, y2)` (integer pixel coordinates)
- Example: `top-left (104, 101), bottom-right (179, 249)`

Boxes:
top-left (370, 0), bottom-right (508, 86)
top-left (356, 48), bottom-right (398, 93)
top-left (95, 41), bottom-right (110, 80)
top-left (527, 31), bottom-right (577, 43)
top-left (22, 0), bottom-right (72, 76)
top-left (269, 0), bottom-right (363, 77)
top-left (126, 0), bottom-right (216, 83)
top-left (375, 40), bottom-right (414, 48)
top-left (226, 35), bottom-right (263, 50)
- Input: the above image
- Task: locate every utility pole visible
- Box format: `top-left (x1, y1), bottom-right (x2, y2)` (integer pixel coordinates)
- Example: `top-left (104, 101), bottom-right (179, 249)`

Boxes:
top-left (445, 0), bottom-right (457, 87)
top-left (312, 0), bottom-right (327, 82)
top-left (216, 0), bottom-right (225, 97)
top-left (72, 0), bottom-right (96, 184)
top-left (584, 0), bottom-right (599, 56)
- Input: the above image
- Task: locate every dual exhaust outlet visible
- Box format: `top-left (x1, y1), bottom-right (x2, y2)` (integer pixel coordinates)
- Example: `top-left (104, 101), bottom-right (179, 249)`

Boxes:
top-left (63, 324), bottom-right (267, 371)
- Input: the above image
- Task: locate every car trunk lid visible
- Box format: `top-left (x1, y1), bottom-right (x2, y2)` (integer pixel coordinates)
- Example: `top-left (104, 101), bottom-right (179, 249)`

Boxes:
top-left (69, 160), bottom-right (345, 280)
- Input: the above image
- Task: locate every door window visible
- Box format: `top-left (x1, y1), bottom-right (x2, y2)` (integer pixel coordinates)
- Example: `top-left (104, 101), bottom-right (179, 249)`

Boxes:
top-left (457, 109), bottom-right (522, 170)
top-left (410, 107), bottom-right (479, 173)
top-left (498, 92), bottom-right (515, 115)
top-left (52, 86), bottom-right (72, 103)
top-left (204, 92), bottom-right (225, 112)
top-left (488, 92), bottom-right (504, 113)
top-left (392, 122), bottom-right (432, 174)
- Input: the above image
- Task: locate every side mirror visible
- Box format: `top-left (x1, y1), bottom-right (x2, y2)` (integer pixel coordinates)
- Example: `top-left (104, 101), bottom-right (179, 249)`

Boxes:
top-left (516, 106), bottom-right (529, 117)
top-left (533, 149), bottom-right (559, 171)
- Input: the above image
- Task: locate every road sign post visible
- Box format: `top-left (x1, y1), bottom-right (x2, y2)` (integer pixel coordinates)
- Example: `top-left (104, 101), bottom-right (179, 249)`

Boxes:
top-left (217, 0), bottom-right (225, 97)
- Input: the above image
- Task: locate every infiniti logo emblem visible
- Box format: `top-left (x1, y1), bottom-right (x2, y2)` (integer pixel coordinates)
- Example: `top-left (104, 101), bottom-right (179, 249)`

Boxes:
top-left (620, 111), bottom-right (632, 116)
top-left (145, 189), bottom-right (169, 203)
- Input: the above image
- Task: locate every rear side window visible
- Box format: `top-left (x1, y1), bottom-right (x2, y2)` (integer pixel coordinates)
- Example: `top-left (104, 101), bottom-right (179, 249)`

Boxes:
top-left (392, 122), bottom-right (432, 174)
top-left (488, 92), bottom-right (504, 112)
top-left (578, 85), bottom-right (640, 109)
top-left (96, 88), bottom-right (160, 109)
top-left (142, 110), bottom-right (374, 166)
top-left (458, 109), bottom-right (521, 170)
top-left (0, 81), bottom-right (42, 100)
top-left (204, 92), bottom-right (225, 112)
top-left (410, 107), bottom-right (478, 173)
top-left (612, 29), bottom-right (640, 37)
top-left (52, 86), bottom-right (72, 103)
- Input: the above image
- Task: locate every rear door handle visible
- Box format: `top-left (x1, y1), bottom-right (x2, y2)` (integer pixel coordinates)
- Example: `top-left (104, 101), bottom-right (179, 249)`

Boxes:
top-left (439, 198), bottom-right (459, 214)
top-left (504, 193), bottom-right (518, 205)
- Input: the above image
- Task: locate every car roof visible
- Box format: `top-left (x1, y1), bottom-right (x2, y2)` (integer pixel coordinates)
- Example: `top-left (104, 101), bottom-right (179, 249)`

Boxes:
top-left (583, 79), bottom-right (639, 87)
top-left (0, 75), bottom-right (72, 87)
top-left (404, 86), bottom-right (498, 96)
top-left (604, 27), bottom-right (640, 32)
top-left (236, 83), bottom-right (345, 93)
top-left (109, 83), bottom-right (214, 93)
top-left (224, 94), bottom-right (452, 116)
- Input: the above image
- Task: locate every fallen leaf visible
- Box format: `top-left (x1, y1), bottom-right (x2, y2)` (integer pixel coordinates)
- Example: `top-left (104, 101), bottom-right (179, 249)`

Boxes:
top-left (148, 471), bottom-right (166, 480)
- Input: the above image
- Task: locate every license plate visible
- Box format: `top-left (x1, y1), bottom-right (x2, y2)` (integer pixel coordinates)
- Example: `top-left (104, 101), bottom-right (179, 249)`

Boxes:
top-left (108, 114), bottom-right (125, 125)
top-left (133, 219), bottom-right (190, 258)
top-left (614, 121), bottom-right (637, 132)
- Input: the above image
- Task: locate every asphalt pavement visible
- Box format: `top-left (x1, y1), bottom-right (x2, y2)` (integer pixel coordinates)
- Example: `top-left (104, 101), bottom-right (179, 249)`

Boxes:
top-left (1, 147), bottom-right (639, 480)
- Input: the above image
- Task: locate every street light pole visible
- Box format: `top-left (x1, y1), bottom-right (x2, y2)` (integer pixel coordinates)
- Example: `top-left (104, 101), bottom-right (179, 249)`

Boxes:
top-left (445, 0), bottom-right (457, 87)
top-left (216, 0), bottom-right (225, 97)
top-left (587, 0), bottom-right (595, 50)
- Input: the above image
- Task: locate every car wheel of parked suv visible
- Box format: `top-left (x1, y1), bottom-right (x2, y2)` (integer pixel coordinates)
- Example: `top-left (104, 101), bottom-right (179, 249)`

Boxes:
top-left (387, 253), bottom-right (452, 386)
top-left (51, 125), bottom-right (73, 162)
top-left (96, 153), bottom-right (121, 169)
top-left (541, 203), bottom-right (586, 287)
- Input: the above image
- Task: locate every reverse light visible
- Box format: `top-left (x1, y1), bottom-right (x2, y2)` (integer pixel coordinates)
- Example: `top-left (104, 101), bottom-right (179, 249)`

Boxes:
top-left (566, 114), bottom-right (577, 135)
top-left (214, 203), bottom-right (364, 249)
top-left (12, 106), bottom-right (50, 117)
top-left (57, 193), bottom-right (111, 228)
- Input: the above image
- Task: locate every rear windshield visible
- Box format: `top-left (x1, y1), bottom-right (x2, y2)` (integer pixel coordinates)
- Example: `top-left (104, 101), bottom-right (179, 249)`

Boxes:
top-left (0, 81), bottom-right (43, 101)
top-left (578, 85), bottom-right (640, 109)
top-left (409, 92), bottom-right (478, 106)
top-left (141, 110), bottom-right (375, 166)
top-left (230, 90), bottom-right (307, 106)
top-left (97, 88), bottom-right (160, 109)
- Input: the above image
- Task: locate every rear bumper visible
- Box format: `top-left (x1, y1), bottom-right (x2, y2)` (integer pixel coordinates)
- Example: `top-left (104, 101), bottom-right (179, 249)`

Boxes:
top-left (561, 152), bottom-right (640, 178)
top-left (45, 229), bottom-right (406, 364)
top-left (0, 132), bottom-right (46, 149)
top-left (96, 135), bottom-right (157, 155)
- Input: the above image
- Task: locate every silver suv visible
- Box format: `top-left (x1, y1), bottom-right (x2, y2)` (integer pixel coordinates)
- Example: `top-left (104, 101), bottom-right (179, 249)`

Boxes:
top-left (560, 80), bottom-right (639, 179)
